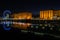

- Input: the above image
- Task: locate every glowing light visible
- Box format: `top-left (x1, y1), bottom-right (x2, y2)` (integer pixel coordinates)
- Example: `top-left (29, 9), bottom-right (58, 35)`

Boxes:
top-left (40, 10), bottom-right (53, 20)
top-left (3, 10), bottom-right (11, 30)
top-left (12, 22), bottom-right (31, 29)
top-left (11, 12), bottom-right (32, 20)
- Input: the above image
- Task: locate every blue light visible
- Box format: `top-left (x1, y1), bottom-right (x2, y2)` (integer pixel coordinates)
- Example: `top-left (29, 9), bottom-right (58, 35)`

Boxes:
top-left (3, 10), bottom-right (11, 31)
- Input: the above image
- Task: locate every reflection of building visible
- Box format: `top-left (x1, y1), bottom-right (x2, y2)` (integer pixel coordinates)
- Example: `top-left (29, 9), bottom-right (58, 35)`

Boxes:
top-left (12, 22), bottom-right (31, 30)
top-left (40, 10), bottom-right (60, 20)
top-left (10, 12), bottom-right (32, 29)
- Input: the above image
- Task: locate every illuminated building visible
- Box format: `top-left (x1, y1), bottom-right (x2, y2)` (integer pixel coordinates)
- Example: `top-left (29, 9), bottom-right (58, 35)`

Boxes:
top-left (10, 12), bottom-right (32, 20)
top-left (10, 12), bottom-right (32, 29)
top-left (0, 10), bottom-right (60, 30)
top-left (40, 10), bottom-right (60, 20)
top-left (40, 10), bottom-right (53, 20)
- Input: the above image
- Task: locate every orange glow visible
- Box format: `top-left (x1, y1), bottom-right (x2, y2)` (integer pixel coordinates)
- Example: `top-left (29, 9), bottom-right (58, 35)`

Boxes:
top-left (11, 12), bottom-right (32, 20)
top-left (43, 10), bottom-right (49, 20)
top-left (12, 22), bottom-right (31, 29)
top-left (40, 10), bottom-right (53, 20)
top-left (53, 10), bottom-right (60, 17)
top-left (49, 10), bottom-right (53, 20)
top-left (40, 11), bottom-right (44, 19)
top-left (10, 12), bottom-right (32, 29)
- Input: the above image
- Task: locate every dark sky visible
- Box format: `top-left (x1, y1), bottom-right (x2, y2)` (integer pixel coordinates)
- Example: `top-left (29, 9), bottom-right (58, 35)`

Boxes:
top-left (0, 0), bottom-right (60, 15)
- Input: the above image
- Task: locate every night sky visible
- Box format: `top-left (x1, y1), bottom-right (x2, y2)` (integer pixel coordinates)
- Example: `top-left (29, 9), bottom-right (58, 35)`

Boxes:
top-left (0, 0), bottom-right (60, 15)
